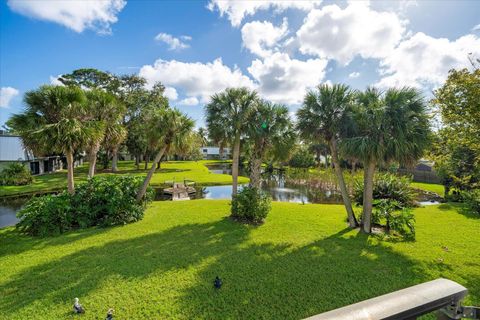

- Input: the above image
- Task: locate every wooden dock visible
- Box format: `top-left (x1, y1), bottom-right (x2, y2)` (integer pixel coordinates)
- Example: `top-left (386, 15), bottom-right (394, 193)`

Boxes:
top-left (163, 180), bottom-right (196, 201)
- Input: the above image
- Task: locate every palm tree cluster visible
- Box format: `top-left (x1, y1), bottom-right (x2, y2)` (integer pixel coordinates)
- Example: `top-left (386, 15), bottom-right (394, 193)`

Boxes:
top-left (8, 66), bottom-right (430, 234)
top-left (205, 88), bottom-right (295, 196)
top-left (297, 84), bottom-right (430, 233)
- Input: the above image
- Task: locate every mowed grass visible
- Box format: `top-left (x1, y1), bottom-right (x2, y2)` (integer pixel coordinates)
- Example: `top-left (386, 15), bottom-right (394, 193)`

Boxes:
top-left (411, 182), bottom-right (445, 196)
top-left (0, 160), bottom-right (248, 197)
top-left (0, 201), bottom-right (478, 319)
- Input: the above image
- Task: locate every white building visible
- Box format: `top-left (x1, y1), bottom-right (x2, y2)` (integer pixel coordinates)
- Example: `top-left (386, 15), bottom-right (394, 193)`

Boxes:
top-left (200, 146), bottom-right (231, 160)
top-left (0, 135), bottom-right (62, 175)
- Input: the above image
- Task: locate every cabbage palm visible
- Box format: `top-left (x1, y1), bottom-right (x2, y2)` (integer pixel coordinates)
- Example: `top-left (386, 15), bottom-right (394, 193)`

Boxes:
top-left (8, 85), bottom-right (103, 194)
top-left (296, 84), bottom-right (358, 228)
top-left (136, 108), bottom-right (194, 201)
top-left (84, 89), bottom-right (125, 177)
top-left (197, 127), bottom-right (209, 147)
top-left (205, 88), bottom-right (258, 196)
top-left (247, 101), bottom-right (294, 188)
top-left (343, 87), bottom-right (430, 233)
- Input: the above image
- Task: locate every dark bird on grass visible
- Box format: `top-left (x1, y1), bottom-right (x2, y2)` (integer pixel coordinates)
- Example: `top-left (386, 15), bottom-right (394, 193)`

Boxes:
top-left (214, 276), bottom-right (222, 289)
top-left (105, 308), bottom-right (114, 320)
top-left (73, 297), bottom-right (85, 314)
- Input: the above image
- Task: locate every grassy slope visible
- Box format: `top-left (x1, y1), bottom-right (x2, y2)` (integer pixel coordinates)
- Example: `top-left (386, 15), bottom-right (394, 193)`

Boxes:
top-left (411, 182), bottom-right (445, 196)
top-left (0, 161), bottom-right (249, 197)
top-left (0, 201), bottom-right (478, 319)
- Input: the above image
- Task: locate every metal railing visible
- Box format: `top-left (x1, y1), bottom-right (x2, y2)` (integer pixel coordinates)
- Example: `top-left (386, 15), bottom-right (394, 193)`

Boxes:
top-left (304, 278), bottom-right (479, 320)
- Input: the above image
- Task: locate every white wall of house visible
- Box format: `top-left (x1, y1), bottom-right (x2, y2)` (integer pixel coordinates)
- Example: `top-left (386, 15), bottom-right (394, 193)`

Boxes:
top-left (200, 146), bottom-right (231, 159)
top-left (0, 136), bottom-right (30, 161)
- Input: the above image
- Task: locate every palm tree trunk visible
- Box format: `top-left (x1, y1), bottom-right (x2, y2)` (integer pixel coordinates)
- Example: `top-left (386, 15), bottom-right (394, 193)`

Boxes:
top-left (362, 160), bottom-right (376, 233)
top-left (249, 157), bottom-right (262, 189)
top-left (111, 147), bottom-right (119, 172)
top-left (144, 154), bottom-right (149, 170)
top-left (137, 145), bottom-right (168, 202)
top-left (330, 138), bottom-right (358, 228)
top-left (66, 150), bottom-right (75, 194)
top-left (231, 134), bottom-right (241, 196)
top-left (87, 142), bottom-right (101, 178)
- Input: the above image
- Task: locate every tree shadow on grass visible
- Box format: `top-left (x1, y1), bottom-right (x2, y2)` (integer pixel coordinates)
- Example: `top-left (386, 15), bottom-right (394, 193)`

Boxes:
top-left (0, 218), bottom-right (248, 317)
top-left (0, 226), bottom-right (109, 259)
top-left (174, 229), bottom-right (437, 319)
top-left (0, 219), bottom-right (466, 319)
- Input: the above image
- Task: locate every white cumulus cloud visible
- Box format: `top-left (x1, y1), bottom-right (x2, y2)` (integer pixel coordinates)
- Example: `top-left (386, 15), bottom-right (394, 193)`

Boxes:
top-left (155, 33), bottom-right (191, 50)
top-left (296, 2), bottom-right (406, 64)
top-left (241, 18), bottom-right (289, 57)
top-left (247, 52), bottom-right (328, 104)
top-left (139, 58), bottom-right (256, 103)
top-left (0, 87), bottom-right (19, 108)
top-left (348, 72), bottom-right (360, 78)
top-left (207, 0), bottom-right (322, 27)
top-left (377, 32), bottom-right (480, 88)
top-left (179, 97), bottom-right (199, 106)
top-left (164, 87), bottom-right (178, 101)
top-left (7, 0), bottom-right (126, 34)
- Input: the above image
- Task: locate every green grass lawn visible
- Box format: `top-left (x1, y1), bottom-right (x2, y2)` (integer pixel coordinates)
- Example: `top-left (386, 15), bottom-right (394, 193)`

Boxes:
top-left (0, 160), bottom-right (248, 197)
top-left (0, 201), bottom-right (478, 319)
top-left (411, 182), bottom-right (445, 196)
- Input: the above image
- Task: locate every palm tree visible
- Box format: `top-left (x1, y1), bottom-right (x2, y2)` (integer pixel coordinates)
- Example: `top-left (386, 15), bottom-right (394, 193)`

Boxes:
top-left (197, 127), bottom-right (209, 147)
top-left (84, 89), bottom-right (125, 178)
top-left (342, 87), bottom-right (430, 233)
top-left (104, 122), bottom-right (127, 172)
top-left (136, 108), bottom-right (194, 201)
top-left (8, 85), bottom-right (103, 194)
top-left (296, 84), bottom-right (358, 228)
top-left (205, 88), bottom-right (258, 196)
top-left (246, 101), bottom-right (294, 188)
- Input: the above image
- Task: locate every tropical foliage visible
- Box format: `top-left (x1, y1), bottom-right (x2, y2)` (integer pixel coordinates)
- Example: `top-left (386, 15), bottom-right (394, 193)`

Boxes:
top-left (136, 108), bottom-right (194, 201)
top-left (0, 163), bottom-right (34, 186)
top-left (342, 87), bottom-right (430, 233)
top-left (296, 84), bottom-right (358, 228)
top-left (353, 173), bottom-right (415, 209)
top-left (231, 186), bottom-right (272, 224)
top-left (7, 85), bottom-right (104, 194)
top-left (16, 175), bottom-right (152, 236)
top-left (205, 87), bottom-right (258, 196)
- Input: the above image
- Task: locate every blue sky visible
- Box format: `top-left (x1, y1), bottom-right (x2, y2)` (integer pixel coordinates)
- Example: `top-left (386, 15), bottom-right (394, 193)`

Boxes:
top-left (1, 0), bottom-right (479, 127)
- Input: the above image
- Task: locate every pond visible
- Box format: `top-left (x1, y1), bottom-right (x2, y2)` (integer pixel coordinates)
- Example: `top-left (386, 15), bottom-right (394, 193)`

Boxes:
top-left (176, 163), bottom-right (344, 204)
top-left (0, 163), bottom-right (439, 228)
top-left (0, 197), bottom-right (28, 228)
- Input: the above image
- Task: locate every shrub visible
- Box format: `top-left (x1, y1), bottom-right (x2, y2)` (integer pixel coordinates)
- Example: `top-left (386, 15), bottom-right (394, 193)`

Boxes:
top-left (462, 189), bottom-right (480, 215)
top-left (0, 163), bottom-right (34, 186)
top-left (16, 175), bottom-right (153, 236)
top-left (372, 199), bottom-right (415, 239)
top-left (231, 186), bottom-right (271, 224)
top-left (354, 173), bottom-right (415, 208)
top-left (288, 148), bottom-right (316, 168)
top-left (16, 193), bottom-right (73, 236)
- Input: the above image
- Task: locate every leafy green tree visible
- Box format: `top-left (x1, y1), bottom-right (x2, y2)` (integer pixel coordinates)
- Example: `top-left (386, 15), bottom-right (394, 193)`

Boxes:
top-left (59, 68), bottom-right (120, 92)
top-left (430, 68), bottom-right (480, 193)
top-left (246, 101), bottom-right (294, 188)
top-left (205, 88), bottom-right (258, 196)
top-left (297, 84), bottom-right (358, 228)
top-left (8, 85), bottom-right (103, 194)
top-left (136, 108), bottom-right (194, 201)
top-left (343, 87), bottom-right (430, 233)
